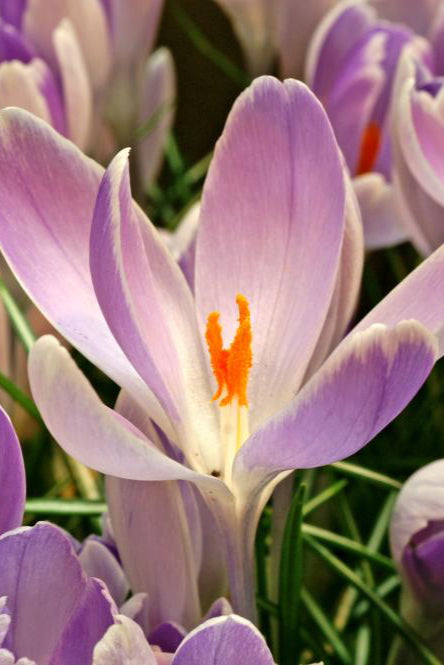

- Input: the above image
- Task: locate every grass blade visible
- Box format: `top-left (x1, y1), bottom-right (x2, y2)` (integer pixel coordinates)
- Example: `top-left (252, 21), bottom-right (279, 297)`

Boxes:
top-left (278, 482), bottom-right (306, 665)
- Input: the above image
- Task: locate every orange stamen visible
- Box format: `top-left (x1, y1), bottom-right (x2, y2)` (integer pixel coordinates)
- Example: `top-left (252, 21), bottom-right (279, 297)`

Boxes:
top-left (356, 122), bottom-right (381, 175)
top-left (205, 294), bottom-right (253, 407)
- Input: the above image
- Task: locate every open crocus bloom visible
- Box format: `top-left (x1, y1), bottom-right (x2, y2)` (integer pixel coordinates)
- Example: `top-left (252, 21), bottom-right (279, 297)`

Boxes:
top-left (92, 613), bottom-right (323, 665)
top-left (0, 522), bottom-right (116, 664)
top-left (0, 0), bottom-right (174, 184)
top-left (390, 459), bottom-right (444, 659)
top-left (0, 77), bottom-right (443, 618)
top-left (306, 0), bottom-right (430, 249)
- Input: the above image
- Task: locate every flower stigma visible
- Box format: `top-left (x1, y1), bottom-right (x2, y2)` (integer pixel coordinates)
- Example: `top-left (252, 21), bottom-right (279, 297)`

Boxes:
top-left (205, 294), bottom-right (253, 484)
top-left (356, 122), bottom-right (381, 175)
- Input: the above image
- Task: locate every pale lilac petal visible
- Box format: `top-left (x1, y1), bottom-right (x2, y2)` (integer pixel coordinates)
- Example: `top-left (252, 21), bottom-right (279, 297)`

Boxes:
top-left (63, 0), bottom-right (112, 89)
top-left (79, 539), bottom-right (129, 607)
top-left (352, 244), bottom-right (444, 355)
top-left (105, 475), bottom-right (202, 632)
top-left (119, 593), bottom-right (149, 624)
top-left (278, 0), bottom-right (336, 78)
top-left (0, 108), bottom-right (164, 422)
top-left (354, 174), bottom-right (408, 249)
top-left (235, 321), bottom-right (436, 483)
top-left (0, 59), bottom-right (52, 125)
top-left (430, 4), bottom-right (444, 72)
top-left (214, 0), bottom-right (275, 75)
top-left (90, 149), bottom-right (218, 469)
top-left (93, 615), bottom-right (157, 665)
top-left (138, 47), bottom-right (176, 187)
top-left (28, 335), bottom-right (222, 494)
top-left (23, 0), bottom-right (67, 69)
top-left (196, 76), bottom-right (346, 430)
top-left (0, 407), bottom-right (25, 535)
top-left (390, 459), bottom-right (444, 565)
top-left (107, 0), bottom-right (163, 66)
top-left (53, 18), bottom-right (92, 151)
top-left (0, 522), bottom-right (115, 664)
top-left (306, 176), bottom-right (364, 375)
top-left (172, 615), bottom-right (274, 665)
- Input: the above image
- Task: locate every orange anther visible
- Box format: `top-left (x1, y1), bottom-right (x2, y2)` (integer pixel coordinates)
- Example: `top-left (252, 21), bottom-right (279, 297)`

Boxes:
top-left (356, 122), bottom-right (381, 175)
top-left (205, 294), bottom-right (253, 407)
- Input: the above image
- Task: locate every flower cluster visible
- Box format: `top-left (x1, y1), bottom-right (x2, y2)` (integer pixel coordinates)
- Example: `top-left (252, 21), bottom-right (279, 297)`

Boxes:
top-left (1, 0), bottom-right (444, 663)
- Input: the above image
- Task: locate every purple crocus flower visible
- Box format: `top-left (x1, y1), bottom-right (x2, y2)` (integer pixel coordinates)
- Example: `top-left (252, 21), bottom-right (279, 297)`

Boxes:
top-left (0, 406), bottom-right (25, 535)
top-left (0, 522), bottom-right (116, 664)
top-left (0, 0), bottom-right (174, 184)
top-left (0, 77), bottom-right (443, 620)
top-left (389, 28), bottom-right (444, 256)
top-left (390, 459), bottom-right (444, 661)
top-left (92, 613), bottom-right (322, 665)
top-left (306, 0), bottom-right (431, 249)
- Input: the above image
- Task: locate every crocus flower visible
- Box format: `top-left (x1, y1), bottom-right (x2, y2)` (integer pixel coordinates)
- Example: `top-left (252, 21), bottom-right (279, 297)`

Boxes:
top-left (0, 77), bottom-right (443, 621)
top-left (214, 0), bottom-right (338, 77)
top-left (389, 459), bottom-right (444, 661)
top-left (92, 613), bottom-right (323, 665)
top-left (0, 522), bottom-right (116, 664)
top-left (389, 27), bottom-right (444, 256)
top-left (306, 0), bottom-right (430, 249)
top-left (0, 0), bottom-right (174, 186)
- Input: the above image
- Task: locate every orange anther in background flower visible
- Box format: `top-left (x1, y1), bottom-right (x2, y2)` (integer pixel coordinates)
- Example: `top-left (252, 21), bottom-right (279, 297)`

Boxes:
top-left (205, 294), bottom-right (253, 407)
top-left (356, 122), bottom-right (381, 175)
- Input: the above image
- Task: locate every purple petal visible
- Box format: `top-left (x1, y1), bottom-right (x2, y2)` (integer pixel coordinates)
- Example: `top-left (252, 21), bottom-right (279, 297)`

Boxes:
top-left (160, 202), bottom-right (199, 293)
top-left (402, 525), bottom-right (444, 610)
top-left (0, 522), bottom-right (115, 664)
top-left (90, 149), bottom-right (218, 468)
top-left (79, 539), bottom-right (129, 608)
top-left (172, 615), bottom-right (274, 665)
top-left (148, 622), bottom-right (186, 652)
top-left (196, 76), bottom-right (346, 431)
top-left (0, 109), bottom-right (161, 419)
top-left (235, 321), bottom-right (436, 479)
top-left (0, 407), bottom-right (25, 535)
top-left (137, 47), bottom-right (175, 187)
top-left (0, 0), bottom-right (26, 29)
top-left (93, 615), bottom-right (157, 665)
top-left (0, 22), bottom-right (34, 62)
top-left (306, 1), bottom-right (375, 96)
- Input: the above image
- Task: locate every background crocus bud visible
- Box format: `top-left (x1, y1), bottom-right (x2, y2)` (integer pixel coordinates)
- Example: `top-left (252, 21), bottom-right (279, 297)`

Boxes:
top-left (389, 459), bottom-right (444, 660)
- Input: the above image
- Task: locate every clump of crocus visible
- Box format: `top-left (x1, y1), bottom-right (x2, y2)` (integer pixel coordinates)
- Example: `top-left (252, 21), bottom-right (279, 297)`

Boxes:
top-left (389, 458), bottom-right (444, 663)
top-left (0, 0), bottom-right (174, 186)
top-left (1, 76), bottom-right (444, 620)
